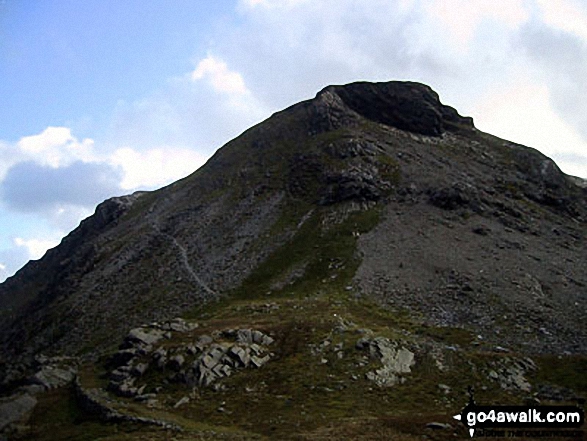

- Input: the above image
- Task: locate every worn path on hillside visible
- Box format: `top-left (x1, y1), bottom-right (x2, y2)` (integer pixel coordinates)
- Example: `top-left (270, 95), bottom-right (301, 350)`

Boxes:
top-left (148, 203), bottom-right (216, 298)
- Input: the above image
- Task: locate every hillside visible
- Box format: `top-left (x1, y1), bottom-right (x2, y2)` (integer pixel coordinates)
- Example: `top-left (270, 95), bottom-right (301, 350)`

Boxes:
top-left (0, 81), bottom-right (585, 439)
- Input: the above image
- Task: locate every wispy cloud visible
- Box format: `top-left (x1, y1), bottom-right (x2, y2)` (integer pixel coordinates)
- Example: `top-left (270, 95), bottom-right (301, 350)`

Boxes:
top-left (192, 56), bottom-right (249, 95)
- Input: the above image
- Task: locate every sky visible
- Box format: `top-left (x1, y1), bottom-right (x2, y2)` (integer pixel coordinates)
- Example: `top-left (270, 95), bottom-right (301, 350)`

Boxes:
top-left (1, 0), bottom-right (587, 282)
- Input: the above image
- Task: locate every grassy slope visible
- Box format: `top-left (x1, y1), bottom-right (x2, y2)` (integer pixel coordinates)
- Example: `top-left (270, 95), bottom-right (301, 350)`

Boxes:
top-left (20, 205), bottom-right (586, 440)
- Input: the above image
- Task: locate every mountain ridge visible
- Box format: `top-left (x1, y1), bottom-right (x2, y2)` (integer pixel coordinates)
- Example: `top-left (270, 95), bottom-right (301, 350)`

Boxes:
top-left (0, 80), bottom-right (585, 414)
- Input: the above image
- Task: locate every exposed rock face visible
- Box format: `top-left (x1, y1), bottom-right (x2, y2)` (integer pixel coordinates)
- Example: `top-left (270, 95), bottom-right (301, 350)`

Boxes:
top-left (357, 337), bottom-right (415, 387)
top-left (105, 320), bottom-right (274, 399)
top-left (327, 81), bottom-right (474, 136)
top-left (0, 79), bottom-right (585, 390)
top-left (487, 357), bottom-right (536, 392)
top-left (29, 365), bottom-right (76, 390)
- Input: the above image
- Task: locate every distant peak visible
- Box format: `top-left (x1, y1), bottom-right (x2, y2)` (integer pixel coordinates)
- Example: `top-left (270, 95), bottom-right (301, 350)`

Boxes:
top-left (319, 80), bottom-right (474, 136)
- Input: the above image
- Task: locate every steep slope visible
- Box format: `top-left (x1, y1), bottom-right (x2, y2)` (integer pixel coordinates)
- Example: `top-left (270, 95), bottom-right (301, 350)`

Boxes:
top-left (0, 80), bottom-right (585, 392)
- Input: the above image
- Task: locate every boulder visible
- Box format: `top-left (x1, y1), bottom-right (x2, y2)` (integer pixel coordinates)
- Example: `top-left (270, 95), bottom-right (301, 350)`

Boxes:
top-left (361, 337), bottom-right (415, 387)
top-left (252, 330), bottom-right (274, 345)
top-left (173, 396), bottom-right (190, 408)
top-left (195, 335), bottom-right (213, 351)
top-left (125, 327), bottom-right (166, 347)
top-left (0, 393), bottom-right (37, 432)
top-left (30, 366), bottom-right (76, 390)
top-left (250, 355), bottom-right (271, 369)
top-left (131, 362), bottom-right (149, 377)
top-left (228, 346), bottom-right (250, 367)
top-left (237, 329), bottom-right (253, 345)
top-left (109, 348), bottom-right (140, 367)
top-left (167, 355), bottom-right (185, 371)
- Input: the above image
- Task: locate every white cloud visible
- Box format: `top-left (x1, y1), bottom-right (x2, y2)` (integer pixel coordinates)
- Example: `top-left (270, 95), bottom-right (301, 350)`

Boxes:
top-left (0, 262), bottom-right (5, 271)
top-left (239, 0), bottom-right (308, 10)
top-left (192, 56), bottom-right (249, 95)
top-left (18, 126), bottom-right (73, 152)
top-left (16, 126), bottom-right (96, 169)
top-left (473, 79), bottom-right (587, 178)
top-left (110, 146), bottom-right (207, 190)
top-left (426, 0), bottom-right (529, 49)
top-left (14, 236), bottom-right (60, 260)
top-left (536, 0), bottom-right (587, 41)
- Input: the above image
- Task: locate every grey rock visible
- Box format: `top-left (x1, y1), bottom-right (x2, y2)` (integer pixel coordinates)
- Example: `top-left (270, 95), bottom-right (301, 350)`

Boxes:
top-left (362, 337), bottom-right (415, 387)
top-left (131, 362), bottom-right (149, 377)
top-left (117, 380), bottom-right (138, 397)
top-left (426, 422), bottom-right (451, 430)
top-left (195, 335), bottom-right (213, 351)
top-left (152, 347), bottom-right (167, 360)
top-left (168, 355), bottom-right (185, 371)
top-left (126, 327), bottom-right (166, 347)
top-left (489, 357), bottom-right (536, 392)
top-left (173, 396), bottom-right (190, 408)
top-left (135, 393), bottom-right (157, 402)
top-left (17, 384), bottom-right (45, 396)
top-left (164, 318), bottom-right (196, 333)
top-left (237, 329), bottom-right (253, 345)
top-left (30, 365), bottom-right (76, 390)
top-left (208, 345), bottom-right (226, 361)
top-left (110, 348), bottom-right (140, 367)
top-left (0, 393), bottom-right (37, 431)
top-left (201, 354), bottom-right (219, 370)
top-left (197, 367), bottom-right (217, 387)
top-left (110, 367), bottom-right (131, 382)
top-left (438, 384), bottom-right (451, 394)
top-left (251, 330), bottom-right (274, 345)
top-left (251, 355), bottom-right (270, 368)
top-left (228, 346), bottom-right (250, 367)
top-left (355, 337), bottom-right (370, 350)
top-left (249, 343), bottom-right (263, 355)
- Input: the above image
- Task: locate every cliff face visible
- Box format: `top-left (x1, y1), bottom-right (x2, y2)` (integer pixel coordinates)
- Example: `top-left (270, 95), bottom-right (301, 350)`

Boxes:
top-left (0, 80), bottom-right (585, 374)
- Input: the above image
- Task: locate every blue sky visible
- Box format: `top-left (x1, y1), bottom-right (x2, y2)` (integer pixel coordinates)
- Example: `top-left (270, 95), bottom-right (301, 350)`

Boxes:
top-left (1, 0), bottom-right (587, 281)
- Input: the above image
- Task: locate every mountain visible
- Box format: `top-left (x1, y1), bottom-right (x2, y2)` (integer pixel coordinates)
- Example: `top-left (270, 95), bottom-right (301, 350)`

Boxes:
top-left (0, 81), bottom-right (586, 440)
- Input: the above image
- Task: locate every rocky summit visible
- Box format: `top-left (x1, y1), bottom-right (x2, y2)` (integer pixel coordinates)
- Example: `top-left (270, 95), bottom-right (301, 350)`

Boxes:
top-left (0, 81), bottom-right (585, 440)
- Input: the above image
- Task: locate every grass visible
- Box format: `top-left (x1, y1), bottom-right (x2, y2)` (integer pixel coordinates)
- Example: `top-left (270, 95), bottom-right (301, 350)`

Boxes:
top-left (530, 355), bottom-right (587, 396)
top-left (22, 286), bottom-right (587, 440)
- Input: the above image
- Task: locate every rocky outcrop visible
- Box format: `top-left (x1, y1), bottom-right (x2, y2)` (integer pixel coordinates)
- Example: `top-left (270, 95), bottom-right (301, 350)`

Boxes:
top-left (325, 81), bottom-right (474, 136)
top-left (487, 357), bottom-right (536, 392)
top-left (356, 337), bottom-right (415, 387)
top-left (29, 365), bottom-right (76, 390)
top-left (107, 322), bottom-right (274, 399)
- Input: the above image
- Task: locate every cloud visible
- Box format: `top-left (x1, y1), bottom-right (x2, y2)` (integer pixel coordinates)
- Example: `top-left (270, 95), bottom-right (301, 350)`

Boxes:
top-left (1, 160), bottom-right (123, 212)
top-left (535, 0), bottom-right (587, 41)
top-left (0, 246), bottom-right (29, 283)
top-left (16, 126), bottom-right (96, 168)
top-left (473, 79), bottom-right (587, 178)
top-left (427, 0), bottom-right (528, 49)
top-left (519, 22), bottom-right (587, 141)
top-left (192, 56), bottom-right (249, 95)
top-left (18, 126), bottom-right (74, 153)
top-left (223, 0), bottom-right (454, 111)
top-left (106, 58), bottom-right (270, 157)
top-left (238, 0), bottom-right (308, 10)
top-left (110, 146), bottom-right (207, 190)
top-left (14, 237), bottom-right (59, 260)
top-left (0, 231), bottom-right (65, 282)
